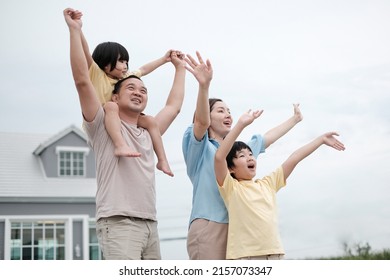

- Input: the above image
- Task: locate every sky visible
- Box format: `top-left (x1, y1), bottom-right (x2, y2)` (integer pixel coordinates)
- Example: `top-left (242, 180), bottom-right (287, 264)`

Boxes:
top-left (0, 0), bottom-right (389, 260)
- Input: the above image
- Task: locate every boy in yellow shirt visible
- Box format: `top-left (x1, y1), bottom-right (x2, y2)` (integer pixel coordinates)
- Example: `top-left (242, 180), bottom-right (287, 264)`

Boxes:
top-left (214, 107), bottom-right (345, 259)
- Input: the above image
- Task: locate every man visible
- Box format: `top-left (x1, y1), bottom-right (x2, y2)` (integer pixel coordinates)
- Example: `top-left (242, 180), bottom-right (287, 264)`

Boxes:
top-left (64, 8), bottom-right (186, 260)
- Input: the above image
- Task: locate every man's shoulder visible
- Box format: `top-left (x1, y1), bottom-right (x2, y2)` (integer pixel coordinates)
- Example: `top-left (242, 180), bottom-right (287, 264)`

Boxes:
top-left (83, 107), bottom-right (105, 136)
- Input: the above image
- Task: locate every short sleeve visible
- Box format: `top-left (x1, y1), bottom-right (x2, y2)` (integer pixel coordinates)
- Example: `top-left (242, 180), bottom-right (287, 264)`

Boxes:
top-left (247, 134), bottom-right (266, 158)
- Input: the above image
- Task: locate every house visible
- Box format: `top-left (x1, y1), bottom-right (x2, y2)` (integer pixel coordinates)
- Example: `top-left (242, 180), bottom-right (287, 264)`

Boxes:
top-left (0, 125), bottom-right (99, 260)
top-left (0, 125), bottom-right (192, 260)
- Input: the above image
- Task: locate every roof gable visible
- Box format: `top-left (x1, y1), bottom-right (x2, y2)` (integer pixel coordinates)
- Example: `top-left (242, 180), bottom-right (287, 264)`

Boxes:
top-left (0, 125), bottom-right (96, 202)
top-left (33, 125), bottom-right (88, 156)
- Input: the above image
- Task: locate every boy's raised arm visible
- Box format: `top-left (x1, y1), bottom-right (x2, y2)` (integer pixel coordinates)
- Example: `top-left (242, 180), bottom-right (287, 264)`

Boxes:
top-left (282, 132), bottom-right (345, 181)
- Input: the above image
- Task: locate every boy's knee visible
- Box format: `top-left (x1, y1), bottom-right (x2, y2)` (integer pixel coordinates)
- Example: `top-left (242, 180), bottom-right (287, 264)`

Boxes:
top-left (104, 101), bottom-right (119, 113)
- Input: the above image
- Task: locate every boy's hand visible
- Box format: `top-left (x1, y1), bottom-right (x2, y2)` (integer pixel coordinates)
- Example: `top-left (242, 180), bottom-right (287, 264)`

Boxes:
top-left (322, 132), bottom-right (345, 151)
top-left (238, 109), bottom-right (264, 127)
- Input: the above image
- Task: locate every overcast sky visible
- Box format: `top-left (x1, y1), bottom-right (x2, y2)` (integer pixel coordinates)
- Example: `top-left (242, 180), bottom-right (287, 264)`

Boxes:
top-left (1, 0), bottom-right (389, 259)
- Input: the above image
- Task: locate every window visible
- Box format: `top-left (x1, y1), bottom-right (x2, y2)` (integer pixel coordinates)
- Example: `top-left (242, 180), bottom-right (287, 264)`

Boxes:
top-left (56, 146), bottom-right (89, 177)
top-left (88, 220), bottom-right (103, 260)
top-left (59, 151), bottom-right (84, 176)
top-left (10, 221), bottom-right (65, 260)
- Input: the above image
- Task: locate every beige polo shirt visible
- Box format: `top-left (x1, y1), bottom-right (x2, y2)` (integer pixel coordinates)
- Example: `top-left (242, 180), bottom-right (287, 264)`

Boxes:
top-left (83, 107), bottom-right (156, 221)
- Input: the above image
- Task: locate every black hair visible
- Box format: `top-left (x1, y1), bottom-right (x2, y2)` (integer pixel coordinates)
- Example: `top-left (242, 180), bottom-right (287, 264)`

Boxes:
top-left (92, 42), bottom-right (129, 71)
top-left (209, 98), bottom-right (223, 112)
top-left (192, 98), bottom-right (223, 123)
top-left (113, 75), bottom-right (142, 95)
top-left (226, 141), bottom-right (253, 177)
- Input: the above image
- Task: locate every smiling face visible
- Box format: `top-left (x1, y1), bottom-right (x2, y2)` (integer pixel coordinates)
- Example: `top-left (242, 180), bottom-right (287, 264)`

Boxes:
top-left (227, 142), bottom-right (257, 181)
top-left (208, 101), bottom-right (233, 140)
top-left (112, 76), bottom-right (148, 114)
top-left (105, 58), bottom-right (128, 80)
top-left (92, 41), bottom-right (130, 79)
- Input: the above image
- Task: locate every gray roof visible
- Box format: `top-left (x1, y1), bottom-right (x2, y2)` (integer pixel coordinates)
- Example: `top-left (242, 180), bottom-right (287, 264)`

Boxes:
top-left (0, 126), bottom-right (96, 203)
top-left (33, 124), bottom-right (88, 155)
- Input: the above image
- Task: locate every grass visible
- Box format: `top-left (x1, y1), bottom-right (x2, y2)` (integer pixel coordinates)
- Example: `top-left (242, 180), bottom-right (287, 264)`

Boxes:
top-left (318, 242), bottom-right (390, 260)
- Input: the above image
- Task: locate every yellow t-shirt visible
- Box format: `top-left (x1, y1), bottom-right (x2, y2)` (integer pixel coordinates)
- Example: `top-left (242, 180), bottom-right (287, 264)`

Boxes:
top-left (89, 61), bottom-right (142, 104)
top-left (218, 166), bottom-right (286, 259)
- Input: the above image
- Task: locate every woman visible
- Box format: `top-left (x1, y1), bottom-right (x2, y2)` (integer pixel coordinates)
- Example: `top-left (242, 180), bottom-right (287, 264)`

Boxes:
top-left (182, 51), bottom-right (303, 260)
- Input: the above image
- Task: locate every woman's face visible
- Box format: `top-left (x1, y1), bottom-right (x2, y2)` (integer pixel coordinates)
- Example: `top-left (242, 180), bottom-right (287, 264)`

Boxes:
top-left (209, 101), bottom-right (233, 139)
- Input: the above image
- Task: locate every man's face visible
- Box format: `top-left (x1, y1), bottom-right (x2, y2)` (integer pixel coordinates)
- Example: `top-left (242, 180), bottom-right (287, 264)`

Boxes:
top-left (116, 77), bottom-right (148, 113)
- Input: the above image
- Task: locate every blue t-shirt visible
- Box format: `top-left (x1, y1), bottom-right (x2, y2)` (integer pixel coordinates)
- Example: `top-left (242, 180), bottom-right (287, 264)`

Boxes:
top-left (182, 125), bottom-right (265, 225)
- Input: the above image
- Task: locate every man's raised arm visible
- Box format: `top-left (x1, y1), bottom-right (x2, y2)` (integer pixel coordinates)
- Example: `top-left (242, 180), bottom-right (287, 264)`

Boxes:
top-left (64, 8), bottom-right (100, 122)
top-left (154, 51), bottom-right (186, 135)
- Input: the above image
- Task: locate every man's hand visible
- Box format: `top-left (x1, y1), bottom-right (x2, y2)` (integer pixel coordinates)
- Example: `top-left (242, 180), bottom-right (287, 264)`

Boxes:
top-left (63, 8), bottom-right (83, 29)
